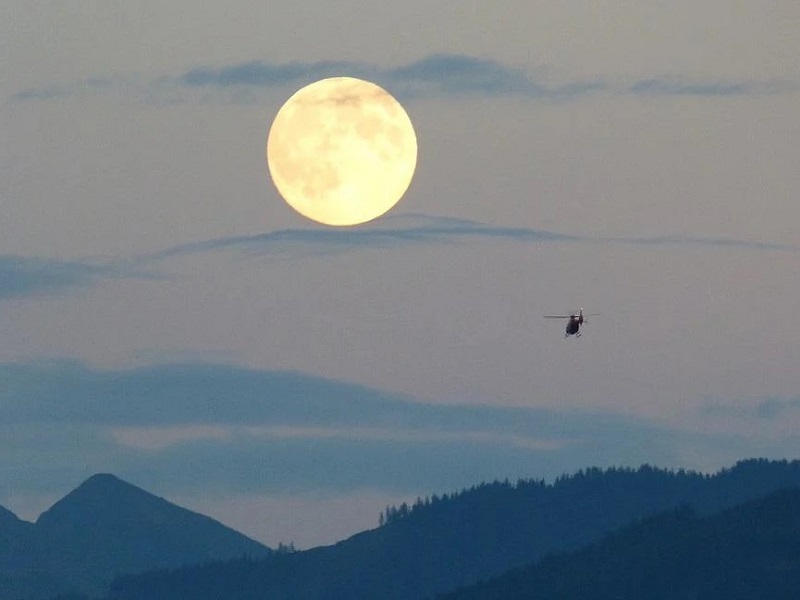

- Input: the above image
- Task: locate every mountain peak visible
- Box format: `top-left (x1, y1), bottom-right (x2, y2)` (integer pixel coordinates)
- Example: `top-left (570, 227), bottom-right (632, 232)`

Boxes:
top-left (67, 473), bottom-right (134, 498)
top-left (82, 472), bottom-right (122, 485)
top-left (70, 472), bottom-right (146, 499)
top-left (34, 472), bottom-right (270, 559)
top-left (27, 473), bottom-right (269, 597)
top-left (36, 473), bottom-right (168, 528)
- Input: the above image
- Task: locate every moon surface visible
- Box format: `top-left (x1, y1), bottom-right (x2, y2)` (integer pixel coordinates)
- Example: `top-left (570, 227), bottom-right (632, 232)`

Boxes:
top-left (267, 77), bottom-right (418, 226)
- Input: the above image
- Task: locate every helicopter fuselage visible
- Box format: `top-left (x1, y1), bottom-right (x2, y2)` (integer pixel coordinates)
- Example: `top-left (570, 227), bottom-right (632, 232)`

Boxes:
top-left (546, 308), bottom-right (596, 338)
top-left (565, 315), bottom-right (583, 336)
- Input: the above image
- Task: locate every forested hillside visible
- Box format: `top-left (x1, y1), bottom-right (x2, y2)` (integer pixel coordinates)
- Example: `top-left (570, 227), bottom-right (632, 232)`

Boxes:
top-left (105, 459), bottom-right (800, 600)
top-left (439, 488), bottom-right (800, 599)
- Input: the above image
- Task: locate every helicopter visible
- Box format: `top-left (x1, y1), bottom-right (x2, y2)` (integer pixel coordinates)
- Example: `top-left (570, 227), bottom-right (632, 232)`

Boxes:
top-left (544, 308), bottom-right (600, 338)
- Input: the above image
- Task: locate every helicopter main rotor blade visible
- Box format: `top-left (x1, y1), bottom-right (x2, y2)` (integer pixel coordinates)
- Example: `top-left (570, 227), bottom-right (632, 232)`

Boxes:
top-left (544, 315), bottom-right (571, 319)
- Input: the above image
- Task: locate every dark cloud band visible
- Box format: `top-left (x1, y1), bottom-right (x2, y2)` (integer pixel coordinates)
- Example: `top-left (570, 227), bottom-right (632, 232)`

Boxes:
top-left (0, 360), bottom-right (756, 496)
top-left (13, 54), bottom-right (794, 104)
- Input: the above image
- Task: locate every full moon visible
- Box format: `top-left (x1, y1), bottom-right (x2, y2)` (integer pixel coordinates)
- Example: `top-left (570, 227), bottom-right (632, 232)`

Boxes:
top-left (266, 77), bottom-right (417, 226)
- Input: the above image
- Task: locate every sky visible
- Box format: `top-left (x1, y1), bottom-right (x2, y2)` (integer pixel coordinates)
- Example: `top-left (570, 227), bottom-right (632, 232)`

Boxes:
top-left (2, 1), bottom-right (799, 549)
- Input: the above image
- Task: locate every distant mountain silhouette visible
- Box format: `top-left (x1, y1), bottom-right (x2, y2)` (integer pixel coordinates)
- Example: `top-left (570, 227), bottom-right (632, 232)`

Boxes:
top-left (0, 474), bottom-right (269, 600)
top-left (106, 458), bottom-right (800, 600)
top-left (0, 505), bottom-right (38, 599)
top-left (438, 488), bottom-right (800, 599)
top-left (0, 505), bottom-right (28, 530)
top-left (0, 504), bottom-right (33, 548)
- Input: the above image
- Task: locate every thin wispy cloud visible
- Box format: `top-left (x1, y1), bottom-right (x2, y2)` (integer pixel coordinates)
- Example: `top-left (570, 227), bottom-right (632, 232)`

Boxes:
top-left (389, 54), bottom-right (536, 94)
top-left (149, 55), bottom-right (800, 100)
top-left (603, 233), bottom-right (799, 252)
top-left (147, 214), bottom-right (799, 262)
top-left (12, 54), bottom-right (795, 104)
top-left (0, 255), bottom-right (145, 300)
top-left (145, 215), bottom-right (579, 262)
top-left (137, 54), bottom-right (604, 101)
top-left (9, 77), bottom-right (114, 102)
top-left (2, 215), bottom-right (796, 301)
top-left (628, 78), bottom-right (798, 96)
top-left (179, 60), bottom-right (352, 87)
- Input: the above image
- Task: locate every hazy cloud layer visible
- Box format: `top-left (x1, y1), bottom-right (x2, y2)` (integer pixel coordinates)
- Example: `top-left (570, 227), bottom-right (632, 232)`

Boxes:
top-left (12, 54), bottom-right (796, 104)
top-left (706, 397), bottom-right (800, 420)
top-left (756, 397), bottom-right (800, 419)
top-left (0, 255), bottom-right (143, 300)
top-left (2, 215), bottom-right (796, 300)
top-left (0, 359), bottom-right (777, 497)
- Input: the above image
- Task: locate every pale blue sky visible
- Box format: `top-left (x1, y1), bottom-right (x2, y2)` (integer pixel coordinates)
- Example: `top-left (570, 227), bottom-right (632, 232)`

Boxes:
top-left (2, 1), bottom-right (799, 547)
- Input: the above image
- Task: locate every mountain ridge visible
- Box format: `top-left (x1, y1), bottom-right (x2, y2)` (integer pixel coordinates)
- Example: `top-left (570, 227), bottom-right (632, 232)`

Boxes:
top-left (438, 487), bottom-right (800, 599)
top-left (106, 458), bottom-right (800, 600)
top-left (0, 473), bottom-right (270, 600)
top-left (7, 459), bottom-right (800, 600)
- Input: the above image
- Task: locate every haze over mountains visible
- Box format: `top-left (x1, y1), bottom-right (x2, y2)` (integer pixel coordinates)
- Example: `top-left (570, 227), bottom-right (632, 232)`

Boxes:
top-left (0, 460), bottom-right (800, 600)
